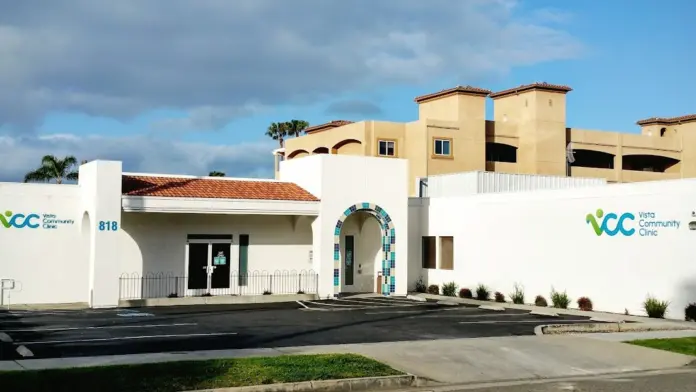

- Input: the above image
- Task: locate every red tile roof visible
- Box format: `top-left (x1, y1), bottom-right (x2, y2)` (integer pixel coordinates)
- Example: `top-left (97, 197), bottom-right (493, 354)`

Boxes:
top-left (122, 175), bottom-right (319, 202)
top-left (414, 85), bottom-right (492, 103)
top-left (489, 82), bottom-right (573, 99)
top-left (305, 120), bottom-right (354, 134)
top-left (636, 114), bottom-right (696, 126)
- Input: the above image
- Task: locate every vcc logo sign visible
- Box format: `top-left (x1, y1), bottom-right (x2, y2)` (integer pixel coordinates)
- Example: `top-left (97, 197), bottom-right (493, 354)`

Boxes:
top-left (586, 209), bottom-right (635, 236)
top-left (0, 210), bottom-right (41, 229)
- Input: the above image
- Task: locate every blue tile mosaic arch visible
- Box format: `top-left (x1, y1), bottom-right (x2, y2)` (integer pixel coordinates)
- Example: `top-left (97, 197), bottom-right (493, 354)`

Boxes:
top-left (333, 203), bottom-right (395, 295)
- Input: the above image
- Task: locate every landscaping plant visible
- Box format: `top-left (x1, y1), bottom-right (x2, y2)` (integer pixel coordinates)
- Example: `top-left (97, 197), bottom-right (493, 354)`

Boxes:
top-left (475, 284), bottom-right (491, 301)
top-left (643, 296), bottom-right (669, 318)
top-left (494, 291), bottom-right (506, 303)
top-left (427, 284), bottom-right (440, 295)
top-left (577, 296), bottom-right (593, 311)
top-left (415, 277), bottom-right (427, 293)
top-left (459, 288), bottom-right (473, 299)
top-left (685, 303), bottom-right (696, 322)
top-left (550, 288), bottom-right (571, 309)
top-left (535, 295), bottom-right (548, 307)
top-left (442, 281), bottom-right (458, 297)
top-left (509, 283), bottom-right (525, 304)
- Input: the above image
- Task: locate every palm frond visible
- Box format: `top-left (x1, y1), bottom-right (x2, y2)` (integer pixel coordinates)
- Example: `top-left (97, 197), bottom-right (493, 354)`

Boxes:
top-left (24, 167), bottom-right (54, 183)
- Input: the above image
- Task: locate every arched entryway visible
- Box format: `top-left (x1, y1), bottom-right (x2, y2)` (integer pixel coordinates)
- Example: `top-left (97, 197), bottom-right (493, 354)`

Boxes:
top-left (334, 203), bottom-right (395, 296)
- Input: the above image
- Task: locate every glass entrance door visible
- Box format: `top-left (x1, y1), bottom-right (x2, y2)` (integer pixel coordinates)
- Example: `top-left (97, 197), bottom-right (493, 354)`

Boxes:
top-left (186, 235), bottom-right (233, 296)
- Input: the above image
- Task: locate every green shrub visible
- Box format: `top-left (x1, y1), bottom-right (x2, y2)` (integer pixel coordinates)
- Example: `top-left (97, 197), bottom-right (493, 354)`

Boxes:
top-left (442, 281), bottom-right (458, 297)
top-left (535, 295), bottom-right (548, 307)
top-left (550, 288), bottom-right (571, 309)
top-left (414, 277), bottom-right (427, 293)
top-left (459, 288), bottom-right (473, 299)
top-left (509, 283), bottom-right (525, 304)
top-left (475, 284), bottom-right (491, 301)
top-left (494, 291), bottom-right (506, 303)
top-left (577, 296), bottom-right (593, 311)
top-left (685, 303), bottom-right (696, 322)
top-left (643, 296), bottom-right (669, 318)
top-left (427, 284), bottom-right (440, 295)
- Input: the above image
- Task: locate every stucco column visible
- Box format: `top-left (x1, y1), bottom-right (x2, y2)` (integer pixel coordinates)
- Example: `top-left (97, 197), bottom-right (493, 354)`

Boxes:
top-left (79, 161), bottom-right (123, 308)
top-left (311, 215), bottom-right (333, 298)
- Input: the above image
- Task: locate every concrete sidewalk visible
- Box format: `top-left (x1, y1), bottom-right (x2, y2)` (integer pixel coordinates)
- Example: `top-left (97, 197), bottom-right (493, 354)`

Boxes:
top-left (1, 335), bottom-right (694, 384)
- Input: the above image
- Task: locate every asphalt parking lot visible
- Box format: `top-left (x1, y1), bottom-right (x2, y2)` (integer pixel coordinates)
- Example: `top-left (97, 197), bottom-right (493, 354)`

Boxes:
top-left (0, 296), bottom-right (597, 361)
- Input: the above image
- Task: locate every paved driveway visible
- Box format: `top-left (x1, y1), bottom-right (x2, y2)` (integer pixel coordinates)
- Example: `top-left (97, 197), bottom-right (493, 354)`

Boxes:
top-left (0, 296), bottom-right (596, 361)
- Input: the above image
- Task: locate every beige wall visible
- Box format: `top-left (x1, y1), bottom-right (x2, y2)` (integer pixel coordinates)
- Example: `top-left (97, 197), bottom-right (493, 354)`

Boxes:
top-left (280, 89), bottom-right (695, 195)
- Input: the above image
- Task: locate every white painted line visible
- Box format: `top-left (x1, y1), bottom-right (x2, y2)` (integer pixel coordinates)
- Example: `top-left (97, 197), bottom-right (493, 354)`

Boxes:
top-left (459, 320), bottom-right (594, 325)
top-left (529, 310), bottom-right (559, 317)
top-left (0, 332), bottom-right (13, 342)
top-left (353, 297), bottom-right (425, 304)
top-left (16, 332), bottom-right (238, 345)
top-left (1, 323), bottom-right (197, 333)
top-left (296, 301), bottom-right (309, 309)
top-left (415, 312), bottom-right (537, 319)
top-left (117, 312), bottom-right (155, 317)
top-left (302, 300), bottom-right (370, 308)
top-left (16, 345), bottom-right (33, 357)
top-left (479, 305), bottom-right (505, 311)
top-left (406, 295), bottom-right (427, 302)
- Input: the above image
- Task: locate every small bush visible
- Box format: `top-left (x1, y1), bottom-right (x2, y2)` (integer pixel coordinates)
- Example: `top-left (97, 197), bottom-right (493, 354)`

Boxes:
top-left (427, 284), bottom-right (440, 295)
top-left (535, 295), bottom-right (548, 307)
top-left (494, 291), bottom-right (506, 303)
top-left (509, 283), bottom-right (525, 304)
top-left (459, 288), bottom-right (473, 299)
top-left (685, 303), bottom-right (696, 322)
top-left (297, 290), bottom-right (305, 294)
top-left (550, 288), bottom-right (571, 309)
top-left (577, 296), bottom-right (593, 311)
top-left (442, 281), bottom-right (458, 297)
top-left (643, 296), bottom-right (669, 318)
top-left (263, 290), bottom-right (272, 295)
top-left (415, 277), bottom-right (427, 293)
top-left (475, 284), bottom-right (491, 301)
top-left (167, 293), bottom-right (178, 298)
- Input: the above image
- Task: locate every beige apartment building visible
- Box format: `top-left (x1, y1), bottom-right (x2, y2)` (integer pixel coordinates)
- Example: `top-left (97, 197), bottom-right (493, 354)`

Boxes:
top-left (276, 82), bottom-right (696, 196)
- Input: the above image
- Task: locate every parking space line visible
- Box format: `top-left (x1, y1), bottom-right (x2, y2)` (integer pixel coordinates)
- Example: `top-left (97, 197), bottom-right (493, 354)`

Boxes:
top-left (302, 300), bottom-right (366, 307)
top-left (1, 323), bottom-right (198, 333)
top-left (0, 332), bottom-right (13, 342)
top-left (458, 319), bottom-right (593, 325)
top-left (342, 297), bottom-right (423, 305)
top-left (16, 345), bottom-right (33, 357)
top-left (415, 312), bottom-right (535, 318)
top-left (332, 298), bottom-right (405, 306)
top-left (296, 301), bottom-right (309, 309)
top-left (15, 332), bottom-right (239, 345)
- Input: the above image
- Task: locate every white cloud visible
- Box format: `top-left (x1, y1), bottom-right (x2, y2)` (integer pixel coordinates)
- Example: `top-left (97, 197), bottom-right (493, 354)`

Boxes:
top-left (0, 134), bottom-right (276, 182)
top-left (0, 0), bottom-right (584, 132)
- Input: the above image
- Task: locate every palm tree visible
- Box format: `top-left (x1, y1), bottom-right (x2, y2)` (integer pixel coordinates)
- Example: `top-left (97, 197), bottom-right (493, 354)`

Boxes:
top-left (265, 122), bottom-right (289, 148)
top-left (208, 171), bottom-right (225, 177)
top-left (24, 155), bottom-right (80, 184)
top-left (286, 119), bottom-right (310, 138)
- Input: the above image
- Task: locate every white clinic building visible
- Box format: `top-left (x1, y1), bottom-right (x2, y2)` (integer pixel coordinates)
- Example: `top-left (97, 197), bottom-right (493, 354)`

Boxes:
top-left (1, 154), bottom-right (695, 320)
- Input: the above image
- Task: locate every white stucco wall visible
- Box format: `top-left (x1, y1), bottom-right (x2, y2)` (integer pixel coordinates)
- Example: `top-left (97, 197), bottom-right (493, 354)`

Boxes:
top-left (422, 178), bottom-right (696, 320)
top-left (119, 212), bottom-right (313, 276)
top-left (281, 155), bottom-right (409, 298)
top-left (0, 182), bottom-right (85, 305)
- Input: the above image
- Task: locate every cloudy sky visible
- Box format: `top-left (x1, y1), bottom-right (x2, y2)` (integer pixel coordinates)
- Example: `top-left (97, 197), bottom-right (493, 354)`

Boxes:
top-left (1, 0), bottom-right (694, 181)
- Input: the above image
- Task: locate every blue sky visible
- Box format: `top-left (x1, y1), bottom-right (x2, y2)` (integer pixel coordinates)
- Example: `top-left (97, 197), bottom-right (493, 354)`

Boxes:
top-left (1, 0), bottom-right (694, 181)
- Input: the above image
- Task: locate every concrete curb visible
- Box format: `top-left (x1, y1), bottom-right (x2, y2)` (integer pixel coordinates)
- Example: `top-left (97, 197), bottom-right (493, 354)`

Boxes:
top-left (119, 294), bottom-right (318, 308)
top-left (184, 375), bottom-right (420, 392)
top-left (535, 322), bottom-right (696, 335)
top-left (405, 295), bottom-right (426, 302)
top-left (410, 292), bottom-right (696, 327)
top-left (479, 305), bottom-right (505, 311)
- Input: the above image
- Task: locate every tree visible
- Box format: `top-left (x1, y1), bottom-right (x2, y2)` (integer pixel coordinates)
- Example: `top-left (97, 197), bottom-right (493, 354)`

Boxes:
top-left (265, 122), bottom-right (289, 148)
top-left (286, 119), bottom-right (310, 138)
top-left (265, 120), bottom-right (310, 148)
top-left (208, 171), bottom-right (225, 177)
top-left (24, 155), bottom-right (79, 184)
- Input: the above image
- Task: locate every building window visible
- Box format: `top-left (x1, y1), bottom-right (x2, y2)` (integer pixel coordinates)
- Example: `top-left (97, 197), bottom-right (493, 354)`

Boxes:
top-left (433, 138), bottom-right (451, 156)
top-left (378, 140), bottom-right (396, 156)
top-left (421, 236), bottom-right (436, 269)
top-left (439, 236), bottom-right (453, 270)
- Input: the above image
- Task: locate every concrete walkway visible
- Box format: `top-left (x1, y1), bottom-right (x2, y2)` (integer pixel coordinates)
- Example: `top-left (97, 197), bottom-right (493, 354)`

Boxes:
top-left (576, 329), bottom-right (696, 342)
top-left (1, 335), bottom-right (694, 384)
